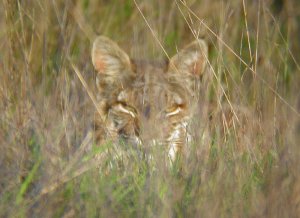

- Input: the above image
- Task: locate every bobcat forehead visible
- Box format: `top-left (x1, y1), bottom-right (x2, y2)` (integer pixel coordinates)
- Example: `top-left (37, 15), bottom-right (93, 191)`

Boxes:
top-left (92, 36), bottom-right (208, 161)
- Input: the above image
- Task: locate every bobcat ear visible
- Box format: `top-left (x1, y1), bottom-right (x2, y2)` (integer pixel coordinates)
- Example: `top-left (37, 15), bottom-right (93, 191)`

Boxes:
top-left (168, 39), bottom-right (208, 76)
top-left (91, 36), bottom-right (131, 75)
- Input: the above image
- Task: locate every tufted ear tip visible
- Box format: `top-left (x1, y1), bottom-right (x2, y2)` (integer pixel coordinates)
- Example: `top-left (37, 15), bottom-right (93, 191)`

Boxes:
top-left (91, 36), bottom-right (131, 74)
top-left (91, 36), bottom-right (109, 72)
top-left (187, 39), bottom-right (208, 51)
top-left (169, 38), bottom-right (208, 76)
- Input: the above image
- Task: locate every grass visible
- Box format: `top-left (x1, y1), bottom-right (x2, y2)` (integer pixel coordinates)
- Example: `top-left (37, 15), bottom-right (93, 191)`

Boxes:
top-left (1, 0), bottom-right (300, 217)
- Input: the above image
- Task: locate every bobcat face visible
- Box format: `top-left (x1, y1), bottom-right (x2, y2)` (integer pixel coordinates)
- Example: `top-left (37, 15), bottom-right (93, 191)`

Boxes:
top-left (91, 36), bottom-right (208, 161)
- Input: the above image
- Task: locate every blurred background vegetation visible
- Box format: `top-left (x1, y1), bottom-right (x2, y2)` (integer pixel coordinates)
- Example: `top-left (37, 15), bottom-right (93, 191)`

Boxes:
top-left (1, 0), bottom-right (300, 217)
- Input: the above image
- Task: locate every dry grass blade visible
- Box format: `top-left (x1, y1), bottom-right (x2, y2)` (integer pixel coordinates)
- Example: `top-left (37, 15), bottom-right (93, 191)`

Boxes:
top-left (1, 0), bottom-right (300, 217)
top-left (39, 158), bottom-right (99, 197)
top-left (175, 0), bottom-right (241, 124)
top-left (71, 63), bottom-right (104, 122)
top-left (62, 130), bottom-right (93, 174)
top-left (254, 0), bottom-right (261, 74)
top-left (178, 1), bottom-right (300, 118)
top-left (266, 9), bottom-right (300, 71)
top-left (133, 0), bottom-right (176, 70)
top-left (242, 0), bottom-right (253, 65)
top-left (71, 3), bottom-right (96, 42)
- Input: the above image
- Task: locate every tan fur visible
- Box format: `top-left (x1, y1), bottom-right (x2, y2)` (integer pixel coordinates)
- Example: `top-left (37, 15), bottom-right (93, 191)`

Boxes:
top-left (91, 36), bottom-right (208, 162)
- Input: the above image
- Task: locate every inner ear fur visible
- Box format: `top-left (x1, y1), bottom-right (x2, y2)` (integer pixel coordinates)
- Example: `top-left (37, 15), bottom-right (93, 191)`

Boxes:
top-left (168, 39), bottom-right (208, 76)
top-left (91, 36), bottom-right (133, 77)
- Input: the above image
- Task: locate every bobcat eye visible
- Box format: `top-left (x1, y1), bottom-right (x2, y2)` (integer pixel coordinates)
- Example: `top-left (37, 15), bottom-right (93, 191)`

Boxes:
top-left (115, 103), bottom-right (137, 118)
top-left (109, 103), bottom-right (140, 140)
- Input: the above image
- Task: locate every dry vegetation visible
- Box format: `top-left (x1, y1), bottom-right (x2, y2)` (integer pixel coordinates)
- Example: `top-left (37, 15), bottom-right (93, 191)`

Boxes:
top-left (1, 0), bottom-right (300, 217)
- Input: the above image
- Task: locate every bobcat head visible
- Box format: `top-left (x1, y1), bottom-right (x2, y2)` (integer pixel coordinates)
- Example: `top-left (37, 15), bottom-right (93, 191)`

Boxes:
top-left (91, 36), bottom-right (208, 162)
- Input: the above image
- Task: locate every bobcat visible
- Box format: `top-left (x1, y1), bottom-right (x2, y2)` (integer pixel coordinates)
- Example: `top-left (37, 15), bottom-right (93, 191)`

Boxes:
top-left (91, 36), bottom-right (208, 162)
